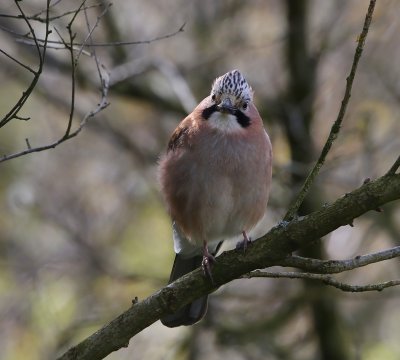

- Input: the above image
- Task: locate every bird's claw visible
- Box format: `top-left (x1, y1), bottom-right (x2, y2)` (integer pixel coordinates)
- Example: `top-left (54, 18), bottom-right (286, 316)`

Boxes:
top-left (202, 253), bottom-right (216, 284)
top-left (236, 231), bottom-right (252, 252)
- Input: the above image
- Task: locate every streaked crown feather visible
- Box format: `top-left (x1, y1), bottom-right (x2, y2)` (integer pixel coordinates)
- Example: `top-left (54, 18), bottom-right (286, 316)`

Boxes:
top-left (211, 70), bottom-right (253, 103)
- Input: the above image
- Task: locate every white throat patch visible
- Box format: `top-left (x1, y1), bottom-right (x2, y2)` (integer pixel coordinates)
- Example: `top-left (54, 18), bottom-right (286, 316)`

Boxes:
top-left (208, 111), bottom-right (242, 133)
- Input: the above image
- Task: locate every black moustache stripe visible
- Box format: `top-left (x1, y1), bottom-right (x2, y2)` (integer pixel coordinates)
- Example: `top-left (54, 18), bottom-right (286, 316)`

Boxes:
top-left (201, 104), bottom-right (218, 120)
top-left (234, 110), bottom-right (251, 128)
top-left (202, 104), bottom-right (251, 128)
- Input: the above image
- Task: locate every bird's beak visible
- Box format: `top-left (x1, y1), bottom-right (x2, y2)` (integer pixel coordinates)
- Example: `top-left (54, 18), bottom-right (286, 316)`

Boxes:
top-left (217, 98), bottom-right (235, 115)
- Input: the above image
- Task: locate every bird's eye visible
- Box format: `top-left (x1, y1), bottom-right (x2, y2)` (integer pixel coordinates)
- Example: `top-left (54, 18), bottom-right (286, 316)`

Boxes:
top-left (211, 94), bottom-right (216, 101)
top-left (242, 102), bottom-right (248, 110)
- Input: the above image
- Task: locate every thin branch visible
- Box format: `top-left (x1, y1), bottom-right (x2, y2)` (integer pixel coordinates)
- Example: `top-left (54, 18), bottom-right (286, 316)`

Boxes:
top-left (0, 47), bottom-right (36, 74)
top-left (0, 11), bottom-right (110, 165)
top-left (0, 3), bottom-right (105, 23)
top-left (0, 99), bottom-right (109, 163)
top-left (280, 246), bottom-right (400, 274)
top-left (76, 2), bottom-right (112, 62)
top-left (387, 155), bottom-right (400, 175)
top-left (82, 0), bottom-right (111, 117)
top-left (243, 270), bottom-right (400, 293)
top-left (0, 0), bottom-right (112, 163)
top-left (0, 43), bottom-right (110, 163)
top-left (0, 0), bottom-right (51, 128)
top-left (283, 0), bottom-right (377, 221)
top-left (50, 17), bottom-right (78, 141)
top-left (0, 0), bottom-right (181, 163)
top-left (60, 0), bottom-right (88, 139)
top-left (15, 23), bottom-right (186, 49)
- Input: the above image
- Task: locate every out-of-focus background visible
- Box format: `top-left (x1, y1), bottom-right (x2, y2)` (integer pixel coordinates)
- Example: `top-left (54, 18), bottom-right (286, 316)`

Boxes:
top-left (0, 1), bottom-right (400, 359)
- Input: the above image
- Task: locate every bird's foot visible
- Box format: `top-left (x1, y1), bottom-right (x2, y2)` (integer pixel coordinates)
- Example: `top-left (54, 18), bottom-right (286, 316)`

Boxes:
top-left (202, 247), bottom-right (216, 284)
top-left (236, 230), bottom-right (252, 252)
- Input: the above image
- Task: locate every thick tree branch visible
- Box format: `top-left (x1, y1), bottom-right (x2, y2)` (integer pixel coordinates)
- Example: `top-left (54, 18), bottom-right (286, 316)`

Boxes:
top-left (57, 173), bottom-right (400, 360)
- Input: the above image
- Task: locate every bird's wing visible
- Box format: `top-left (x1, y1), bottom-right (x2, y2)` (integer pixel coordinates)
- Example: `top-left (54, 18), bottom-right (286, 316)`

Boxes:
top-left (167, 120), bottom-right (191, 152)
top-left (172, 221), bottom-right (202, 258)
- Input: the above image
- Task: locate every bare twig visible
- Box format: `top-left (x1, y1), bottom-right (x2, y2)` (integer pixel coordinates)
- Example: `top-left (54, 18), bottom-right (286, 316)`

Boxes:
top-left (284, 0), bottom-right (377, 221)
top-left (0, 0), bottom-right (182, 163)
top-left (0, 48), bottom-right (36, 74)
top-left (0, 41), bottom-right (110, 164)
top-left (0, 0), bottom-right (51, 128)
top-left (280, 246), bottom-right (400, 274)
top-left (0, 3), bottom-right (104, 23)
top-left (242, 270), bottom-right (400, 293)
top-left (242, 245), bottom-right (400, 293)
top-left (387, 155), bottom-right (400, 175)
top-left (0, 99), bottom-right (109, 163)
top-left (0, 0), bottom-right (111, 163)
top-left (15, 23), bottom-right (186, 49)
top-left (59, 13), bottom-right (78, 138)
top-left (76, 2), bottom-right (112, 61)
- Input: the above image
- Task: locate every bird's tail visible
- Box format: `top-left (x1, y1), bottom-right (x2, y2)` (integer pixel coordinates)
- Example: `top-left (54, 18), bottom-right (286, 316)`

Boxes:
top-left (161, 254), bottom-right (208, 327)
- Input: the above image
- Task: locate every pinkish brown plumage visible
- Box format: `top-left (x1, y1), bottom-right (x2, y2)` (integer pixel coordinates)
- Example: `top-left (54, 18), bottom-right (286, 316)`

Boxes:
top-left (159, 70), bottom-right (272, 327)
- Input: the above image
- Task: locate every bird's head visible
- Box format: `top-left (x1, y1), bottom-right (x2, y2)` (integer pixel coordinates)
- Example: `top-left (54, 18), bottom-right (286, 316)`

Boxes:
top-left (202, 70), bottom-right (254, 131)
top-left (211, 69), bottom-right (253, 114)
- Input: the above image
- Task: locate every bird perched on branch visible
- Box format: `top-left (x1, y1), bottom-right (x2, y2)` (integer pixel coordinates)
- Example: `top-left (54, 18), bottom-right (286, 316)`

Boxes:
top-left (158, 69), bottom-right (272, 327)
